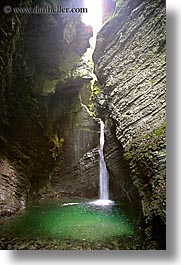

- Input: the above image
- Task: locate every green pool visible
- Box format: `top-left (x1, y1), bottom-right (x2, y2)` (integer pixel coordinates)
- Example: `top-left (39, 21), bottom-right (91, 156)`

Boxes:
top-left (0, 199), bottom-right (143, 250)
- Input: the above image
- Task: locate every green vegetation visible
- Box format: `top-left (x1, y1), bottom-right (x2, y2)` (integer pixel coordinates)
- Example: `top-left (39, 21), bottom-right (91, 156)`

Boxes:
top-left (39, 76), bottom-right (57, 95)
top-left (86, 78), bottom-right (101, 116)
top-left (124, 122), bottom-right (166, 248)
top-left (125, 122), bottom-right (166, 159)
top-left (107, 0), bottom-right (124, 20)
top-left (153, 122), bottom-right (166, 137)
top-left (90, 79), bottom-right (101, 95)
top-left (49, 134), bottom-right (64, 160)
top-left (116, 0), bottom-right (124, 8)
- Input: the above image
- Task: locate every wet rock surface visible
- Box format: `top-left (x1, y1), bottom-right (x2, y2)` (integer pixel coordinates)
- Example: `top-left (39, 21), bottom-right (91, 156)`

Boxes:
top-left (48, 80), bottom-right (99, 198)
top-left (103, 118), bottom-right (140, 205)
top-left (0, 236), bottom-right (143, 250)
top-left (93, 0), bottom-right (166, 249)
top-left (0, 0), bottom-right (95, 212)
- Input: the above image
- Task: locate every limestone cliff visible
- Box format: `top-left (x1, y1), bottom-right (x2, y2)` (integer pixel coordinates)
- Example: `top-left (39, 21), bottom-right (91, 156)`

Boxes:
top-left (93, 0), bottom-right (166, 249)
top-left (0, 0), bottom-right (96, 214)
top-left (48, 78), bottom-right (99, 198)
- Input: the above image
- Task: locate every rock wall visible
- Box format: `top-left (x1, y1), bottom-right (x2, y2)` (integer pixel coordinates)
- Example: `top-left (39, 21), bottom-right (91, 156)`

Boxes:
top-left (0, 0), bottom-right (33, 215)
top-left (93, 0), bottom-right (166, 249)
top-left (48, 81), bottom-right (99, 198)
top-left (0, 0), bottom-right (95, 214)
top-left (0, 157), bottom-right (29, 216)
top-left (0, 0), bottom-right (27, 129)
top-left (103, 118), bottom-right (140, 204)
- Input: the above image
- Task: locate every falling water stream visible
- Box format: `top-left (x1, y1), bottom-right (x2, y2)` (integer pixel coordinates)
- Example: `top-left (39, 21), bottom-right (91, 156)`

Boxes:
top-left (91, 121), bottom-right (114, 206)
top-left (99, 120), bottom-right (109, 200)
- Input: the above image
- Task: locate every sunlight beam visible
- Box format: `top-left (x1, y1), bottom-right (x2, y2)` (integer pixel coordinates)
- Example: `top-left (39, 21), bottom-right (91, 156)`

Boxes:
top-left (82, 0), bottom-right (103, 33)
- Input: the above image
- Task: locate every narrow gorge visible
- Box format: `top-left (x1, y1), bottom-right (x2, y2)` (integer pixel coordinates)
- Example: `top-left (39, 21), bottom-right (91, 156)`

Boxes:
top-left (0, 0), bottom-right (166, 250)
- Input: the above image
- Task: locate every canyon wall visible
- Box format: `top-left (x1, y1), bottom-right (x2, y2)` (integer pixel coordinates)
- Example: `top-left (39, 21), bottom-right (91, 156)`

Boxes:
top-left (93, 0), bottom-right (166, 248)
top-left (0, 0), bottom-right (166, 249)
top-left (0, 0), bottom-right (138, 208)
top-left (0, 0), bottom-right (98, 214)
top-left (48, 80), bottom-right (100, 198)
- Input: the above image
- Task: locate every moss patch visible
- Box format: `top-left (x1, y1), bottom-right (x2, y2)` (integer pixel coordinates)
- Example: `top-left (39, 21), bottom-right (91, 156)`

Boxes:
top-left (124, 122), bottom-right (166, 249)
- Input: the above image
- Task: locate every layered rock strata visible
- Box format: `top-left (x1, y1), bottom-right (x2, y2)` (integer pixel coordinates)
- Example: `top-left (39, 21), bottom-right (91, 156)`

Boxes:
top-left (93, 0), bottom-right (166, 249)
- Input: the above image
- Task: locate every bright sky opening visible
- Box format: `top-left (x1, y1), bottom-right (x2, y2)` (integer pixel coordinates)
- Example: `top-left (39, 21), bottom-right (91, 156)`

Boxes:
top-left (82, 0), bottom-right (103, 34)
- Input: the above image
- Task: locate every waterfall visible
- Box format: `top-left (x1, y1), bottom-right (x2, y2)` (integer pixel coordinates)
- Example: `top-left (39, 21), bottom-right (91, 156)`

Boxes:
top-left (90, 121), bottom-right (114, 206)
top-left (99, 121), bottom-right (109, 200)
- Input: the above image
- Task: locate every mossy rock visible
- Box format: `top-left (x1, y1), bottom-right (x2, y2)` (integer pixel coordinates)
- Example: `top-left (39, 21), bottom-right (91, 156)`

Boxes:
top-left (124, 122), bottom-right (166, 248)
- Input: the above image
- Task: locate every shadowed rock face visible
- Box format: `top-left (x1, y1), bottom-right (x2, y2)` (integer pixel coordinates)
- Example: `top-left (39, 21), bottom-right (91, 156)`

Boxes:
top-left (0, 157), bottom-right (29, 215)
top-left (48, 84), bottom-right (99, 198)
top-left (103, 118), bottom-right (140, 204)
top-left (24, 10), bottom-right (93, 95)
top-left (0, 0), bottom-right (95, 214)
top-left (93, 0), bottom-right (166, 249)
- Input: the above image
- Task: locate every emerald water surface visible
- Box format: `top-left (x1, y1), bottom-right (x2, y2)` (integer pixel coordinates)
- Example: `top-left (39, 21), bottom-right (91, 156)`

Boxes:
top-left (0, 199), bottom-right (142, 250)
